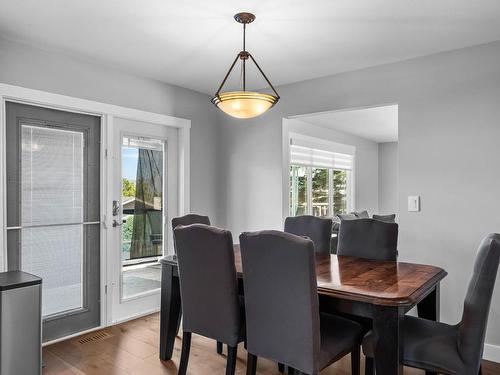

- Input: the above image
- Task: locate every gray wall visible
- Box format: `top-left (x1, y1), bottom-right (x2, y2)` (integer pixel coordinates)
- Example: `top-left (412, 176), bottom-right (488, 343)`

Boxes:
top-left (287, 118), bottom-right (379, 215)
top-left (218, 41), bottom-right (500, 349)
top-left (378, 142), bottom-right (398, 215)
top-left (0, 37), bottom-right (221, 224)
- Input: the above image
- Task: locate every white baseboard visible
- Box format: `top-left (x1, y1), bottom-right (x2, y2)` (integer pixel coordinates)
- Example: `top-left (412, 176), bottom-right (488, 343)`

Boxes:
top-left (484, 343), bottom-right (500, 363)
top-left (111, 307), bottom-right (160, 326)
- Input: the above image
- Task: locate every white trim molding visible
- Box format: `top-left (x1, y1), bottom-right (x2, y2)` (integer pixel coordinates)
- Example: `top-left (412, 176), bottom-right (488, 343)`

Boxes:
top-left (0, 83), bottom-right (191, 336)
top-left (484, 343), bottom-right (500, 363)
top-left (0, 83), bottom-right (191, 128)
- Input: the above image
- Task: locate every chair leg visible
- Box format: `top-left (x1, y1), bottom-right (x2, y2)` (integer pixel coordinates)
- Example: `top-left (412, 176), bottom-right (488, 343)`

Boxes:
top-left (278, 362), bottom-right (285, 372)
top-left (365, 356), bottom-right (374, 375)
top-left (246, 352), bottom-right (258, 375)
top-left (179, 332), bottom-right (192, 375)
top-left (217, 341), bottom-right (224, 354)
top-left (351, 346), bottom-right (360, 375)
top-left (226, 345), bottom-right (238, 375)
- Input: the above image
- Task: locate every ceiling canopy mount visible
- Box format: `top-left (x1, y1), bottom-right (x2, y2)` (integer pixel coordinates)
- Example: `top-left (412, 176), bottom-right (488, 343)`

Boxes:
top-left (234, 12), bottom-right (256, 24)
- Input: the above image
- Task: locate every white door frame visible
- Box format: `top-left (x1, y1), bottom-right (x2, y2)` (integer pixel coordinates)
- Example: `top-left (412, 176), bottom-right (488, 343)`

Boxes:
top-left (0, 83), bottom-right (191, 336)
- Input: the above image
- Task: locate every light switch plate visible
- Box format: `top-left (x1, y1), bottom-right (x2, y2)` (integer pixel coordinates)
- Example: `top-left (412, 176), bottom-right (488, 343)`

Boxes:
top-left (408, 196), bottom-right (420, 212)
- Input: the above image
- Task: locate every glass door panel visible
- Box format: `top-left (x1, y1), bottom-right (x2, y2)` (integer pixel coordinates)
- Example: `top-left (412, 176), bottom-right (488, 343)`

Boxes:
top-left (22, 225), bottom-right (83, 316)
top-left (121, 136), bottom-right (163, 299)
top-left (21, 125), bottom-right (85, 317)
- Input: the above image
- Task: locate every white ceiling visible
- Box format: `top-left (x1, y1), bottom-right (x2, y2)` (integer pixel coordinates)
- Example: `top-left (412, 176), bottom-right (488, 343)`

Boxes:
top-left (297, 105), bottom-right (398, 143)
top-left (0, 1), bottom-right (500, 94)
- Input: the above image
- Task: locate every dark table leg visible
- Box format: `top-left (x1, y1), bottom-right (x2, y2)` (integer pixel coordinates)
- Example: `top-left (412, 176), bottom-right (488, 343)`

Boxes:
top-left (417, 284), bottom-right (440, 321)
top-left (159, 263), bottom-right (182, 361)
top-left (373, 306), bottom-right (404, 375)
top-left (417, 284), bottom-right (440, 375)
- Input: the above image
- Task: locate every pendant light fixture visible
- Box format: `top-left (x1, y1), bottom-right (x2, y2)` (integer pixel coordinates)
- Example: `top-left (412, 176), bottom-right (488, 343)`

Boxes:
top-left (211, 12), bottom-right (280, 119)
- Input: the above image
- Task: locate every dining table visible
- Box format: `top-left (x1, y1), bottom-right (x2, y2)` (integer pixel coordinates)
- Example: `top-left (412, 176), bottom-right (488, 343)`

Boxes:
top-left (159, 245), bottom-right (447, 375)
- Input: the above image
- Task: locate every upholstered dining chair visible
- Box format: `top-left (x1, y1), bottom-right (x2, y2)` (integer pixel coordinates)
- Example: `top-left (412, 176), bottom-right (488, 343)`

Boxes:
top-left (171, 214), bottom-right (226, 355)
top-left (362, 233), bottom-right (500, 375)
top-left (284, 215), bottom-right (333, 253)
top-left (174, 224), bottom-right (245, 375)
top-left (240, 230), bottom-right (363, 375)
top-left (337, 218), bottom-right (399, 261)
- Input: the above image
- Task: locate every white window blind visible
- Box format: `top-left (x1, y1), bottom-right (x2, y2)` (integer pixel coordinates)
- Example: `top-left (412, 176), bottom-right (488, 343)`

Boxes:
top-left (21, 125), bottom-right (84, 317)
top-left (290, 135), bottom-right (355, 170)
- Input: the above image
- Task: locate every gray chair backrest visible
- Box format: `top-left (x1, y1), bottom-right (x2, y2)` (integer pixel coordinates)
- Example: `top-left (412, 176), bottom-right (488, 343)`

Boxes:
top-left (337, 218), bottom-right (398, 261)
top-left (240, 230), bottom-right (320, 375)
top-left (372, 214), bottom-right (396, 223)
top-left (172, 214), bottom-right (210, 229)
top-left (352, 210), bottom-right (369, 218)
top-left (284, 215), bottom-right (332, 253)
top-left (458, 233), bottom-right (500, 373)
top-left (174, 224), bottom-right (241, 346)
top-left (172, 214), bottom-right (210, 254)
top-left (337, 213), bottom-right (358, 221)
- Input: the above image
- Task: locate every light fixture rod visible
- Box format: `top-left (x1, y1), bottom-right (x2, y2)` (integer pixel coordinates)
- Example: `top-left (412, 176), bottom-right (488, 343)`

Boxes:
top-left (243, 59), bottom-right (246, 91)
top-left (215, 53), bottom-right (240, 96)
top-left (249, 54), bottom-right (280, 99)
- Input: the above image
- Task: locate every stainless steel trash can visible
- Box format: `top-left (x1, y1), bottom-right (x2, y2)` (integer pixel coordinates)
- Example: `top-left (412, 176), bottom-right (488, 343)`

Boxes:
top-left (0, 271), bottom-right (42, 375)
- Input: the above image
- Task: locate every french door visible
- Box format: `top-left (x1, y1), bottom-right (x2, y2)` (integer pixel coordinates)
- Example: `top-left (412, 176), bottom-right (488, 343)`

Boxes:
top-left (109, 117), bottom-right (178, 323)
top-left (5, 102), bottom-right (101, 342)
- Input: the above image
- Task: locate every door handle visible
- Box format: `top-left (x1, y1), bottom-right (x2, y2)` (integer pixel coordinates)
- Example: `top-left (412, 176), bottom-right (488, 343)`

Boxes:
top-left (112, 219), bottom-right (123, 227)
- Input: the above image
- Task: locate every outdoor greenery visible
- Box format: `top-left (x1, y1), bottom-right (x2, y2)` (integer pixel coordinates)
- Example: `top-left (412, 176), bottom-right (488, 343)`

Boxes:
top-left (312, 168), bottom-right (328, 216)
top-left (290, 165), bottom-right (308, 215)
top-left (123, 216), bottom-right (134, 243)
top-left (333, 169), bottom-right (348, 214)
top-left (122, 178), bottom-right (136, 197)
top-left (122, 178), bottom-right (136, 260)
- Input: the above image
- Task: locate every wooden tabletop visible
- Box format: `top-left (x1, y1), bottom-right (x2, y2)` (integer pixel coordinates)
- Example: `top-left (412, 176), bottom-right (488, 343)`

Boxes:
top-left (162, 245), bottom-right (447, 307)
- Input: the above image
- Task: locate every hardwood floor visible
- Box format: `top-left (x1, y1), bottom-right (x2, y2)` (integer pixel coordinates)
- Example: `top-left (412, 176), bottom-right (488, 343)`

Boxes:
top-left (43, 313), bottom-right (499, 375)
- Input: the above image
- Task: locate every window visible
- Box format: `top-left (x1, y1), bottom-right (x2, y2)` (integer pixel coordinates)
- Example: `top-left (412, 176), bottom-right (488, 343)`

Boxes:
top-left (289, 135), bottom-right (354, 217)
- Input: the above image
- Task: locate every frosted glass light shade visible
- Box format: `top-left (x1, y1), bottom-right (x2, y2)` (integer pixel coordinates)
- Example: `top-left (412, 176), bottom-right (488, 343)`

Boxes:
top-left (211, 91), bottom-right (279, 119)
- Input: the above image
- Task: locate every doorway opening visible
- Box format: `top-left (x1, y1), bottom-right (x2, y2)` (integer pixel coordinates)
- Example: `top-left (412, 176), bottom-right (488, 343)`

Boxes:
top-left (282, 104), bottom-right (399, 235)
